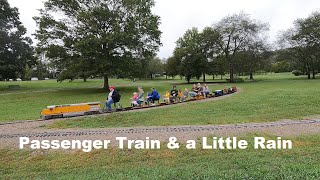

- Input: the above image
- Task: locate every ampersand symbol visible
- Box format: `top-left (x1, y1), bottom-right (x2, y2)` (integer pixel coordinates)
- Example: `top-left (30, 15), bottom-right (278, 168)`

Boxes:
top-left (167, 137), bottom-right (180, 149)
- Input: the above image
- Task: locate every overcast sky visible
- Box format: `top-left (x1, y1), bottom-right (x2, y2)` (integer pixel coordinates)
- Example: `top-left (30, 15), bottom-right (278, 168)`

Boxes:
top-left (7, 0), bottom-right (320, 59)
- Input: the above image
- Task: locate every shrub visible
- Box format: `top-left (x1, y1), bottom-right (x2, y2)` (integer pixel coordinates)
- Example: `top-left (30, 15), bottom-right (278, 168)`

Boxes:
top-left (292, 70), bottom-right (303, 76)
top-left (272, 61), bottom-right (291, 73)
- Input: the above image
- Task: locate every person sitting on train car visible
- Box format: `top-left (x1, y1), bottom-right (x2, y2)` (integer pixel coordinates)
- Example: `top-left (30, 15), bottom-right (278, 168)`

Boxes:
top-left (170, 86), bottom-right (179, 103)
top-left (106, 86), bottom-right (121, 111)
top-left (130, 92), bottom-right (140, 107)
top-left (178, 90), bottom-right (184, 102)
top-left (163, 91), bottom-right (170, 103)
top-left (197, 83), bottom-right (204, 95)
top-left (183, 88), bottom-right (189, 101)
top-left (137, 86), bottom-right (145, 105)
top-left (147, 88), bottom-right (160, 105)
top-left (189, 84), bottom-right (198, 98)
top-left (203, 84), bottom-right (210, 98)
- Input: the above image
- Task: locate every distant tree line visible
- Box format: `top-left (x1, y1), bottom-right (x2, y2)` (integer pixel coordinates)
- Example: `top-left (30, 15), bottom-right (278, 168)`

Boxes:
top-left (165, 12), bottom-right (320, 82)
top-left (1, 0), bottom-right (320, 85)
top-left (278, 12), bottom-right (320, 79)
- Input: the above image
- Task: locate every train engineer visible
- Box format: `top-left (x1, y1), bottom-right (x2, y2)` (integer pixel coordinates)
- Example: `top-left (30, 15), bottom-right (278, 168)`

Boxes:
top-left (105, 86), bottom-right (121, 111)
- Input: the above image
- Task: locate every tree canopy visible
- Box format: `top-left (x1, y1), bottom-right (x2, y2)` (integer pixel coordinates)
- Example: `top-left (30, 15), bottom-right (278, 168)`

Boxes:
top-left (171, 13), bottom-right (270, 83)
top-left (34, 0), bottom-right (162, 88)
top-left (213, 12), bottom-right (269, 82)
top-left (0, 0), bottom-right (34, 80)
top-left (279, 12), bottom-right (320, 79)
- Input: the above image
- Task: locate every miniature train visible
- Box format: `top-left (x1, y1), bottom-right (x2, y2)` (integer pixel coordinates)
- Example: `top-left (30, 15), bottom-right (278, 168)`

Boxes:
top-left (40, 102), bottom-right (101, 120)
top-left (40, 87), bottom-right (238, 120)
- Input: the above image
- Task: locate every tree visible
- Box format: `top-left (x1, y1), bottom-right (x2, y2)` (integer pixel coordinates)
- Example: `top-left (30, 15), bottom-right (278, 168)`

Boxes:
top-left (213, 12), bottom-right (269, 82)
top-left (34, 0), bottom-right (161, 88)
top-left (272, 61), bottom-right (291, 73)
top-left (165, 56), bottom-right (179, 79)
top-left (147, 57), bottom-right (164, 79)
top-left (211, 55), bottom-right (228, 80)
top-left (199, 27), bottom-right (221, 82)
top-left (235, 40), bottom-right (270, 79)
top-left (173, 27), bottom-right (207, 83)
top-left (279, 12), bottom-right (320, 79)
top-left (0, 0), bottom-right (34, 80)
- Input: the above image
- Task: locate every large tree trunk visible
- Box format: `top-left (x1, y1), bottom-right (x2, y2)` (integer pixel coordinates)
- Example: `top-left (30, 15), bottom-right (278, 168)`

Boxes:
top-left (312, 70), bottom-right (316, 79)
top-left (250, 72), bottom-right (253, 80)
top-left (203, 73), bottom-right (206, 82)
top-left (187, 76), bottom-right (191, 83)
top-left (307, 71), bottom-right (311, 79)
top-left (230, 69), bottom-right (234, 82)
top-left (103, 74), bottom-right (109, 90)
top-left (212, 75), bottom-right (215, 80)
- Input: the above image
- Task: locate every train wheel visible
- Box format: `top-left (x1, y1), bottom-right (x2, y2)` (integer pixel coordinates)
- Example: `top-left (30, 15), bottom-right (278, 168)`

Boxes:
top-left (44, 116), bottom-right (52, 120)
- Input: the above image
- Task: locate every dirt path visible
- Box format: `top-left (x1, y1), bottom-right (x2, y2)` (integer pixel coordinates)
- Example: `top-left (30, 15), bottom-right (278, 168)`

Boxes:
top-left (1, 119), bottom-right (319, 149)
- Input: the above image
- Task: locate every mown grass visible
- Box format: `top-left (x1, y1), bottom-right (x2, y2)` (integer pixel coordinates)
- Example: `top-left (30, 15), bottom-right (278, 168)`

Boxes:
top-left (1, 73), bottom-right (319, 179)
top-left (49, 74), bottom-right (320, 129)
top-left (0, 73), bottom-right (319, 124)
top-left (0, 78), bottom-right (189, 121)
top-left (1, 134), bottom-right (319, 179)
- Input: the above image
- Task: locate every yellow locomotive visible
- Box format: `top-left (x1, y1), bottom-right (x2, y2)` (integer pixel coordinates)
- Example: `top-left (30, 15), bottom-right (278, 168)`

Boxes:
top-left (40, 102), bottom-right (101, 119)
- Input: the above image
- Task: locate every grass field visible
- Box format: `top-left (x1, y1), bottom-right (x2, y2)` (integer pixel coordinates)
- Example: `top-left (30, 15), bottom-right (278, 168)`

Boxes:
top-left (1, 134), bottom-right (319, 179)
top-left (47, 73), bottom-right (320, 129)
top-left (0, 73), bottom-right (320, 125)
top-left (1, 73), bottom-right (320, 179)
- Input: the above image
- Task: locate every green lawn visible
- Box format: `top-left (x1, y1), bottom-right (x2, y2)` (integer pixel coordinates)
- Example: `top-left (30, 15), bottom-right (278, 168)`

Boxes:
top-left (0, 73), bottom-right (320, 125)
top-left (1, 73), bottom-right (320, 179)
top-left (1, 134), bottom-right (319, 179)
top-left (0, 78), bottom-right (188, 121)
top-left (49, 73), bottom-right (320, 129)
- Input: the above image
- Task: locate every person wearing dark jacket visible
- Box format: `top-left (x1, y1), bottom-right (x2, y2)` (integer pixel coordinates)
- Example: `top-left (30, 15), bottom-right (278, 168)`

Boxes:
top-left (170, 86), bottom-right (178, 103)
top-left (106, 86), bottom-right (121, 110)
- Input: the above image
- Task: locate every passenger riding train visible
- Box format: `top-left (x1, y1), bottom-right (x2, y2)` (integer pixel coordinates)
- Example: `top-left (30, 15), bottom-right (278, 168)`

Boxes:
top-left (40, 87), bottom-right (238, 120)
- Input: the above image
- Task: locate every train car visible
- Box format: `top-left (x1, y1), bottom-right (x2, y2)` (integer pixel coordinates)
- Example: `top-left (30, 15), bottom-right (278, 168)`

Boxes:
top-left (231, 87), bottom-right (238, 92)
top-left (40, 102), bottom-right (101, 119)
top-left (215, 90), bottom-right (223, 96)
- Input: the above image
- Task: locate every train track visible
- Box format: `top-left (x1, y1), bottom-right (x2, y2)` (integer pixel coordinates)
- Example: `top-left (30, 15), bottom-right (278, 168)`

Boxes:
top-left (1, 119), bottom-right (319, 139)
top-left (0, 89), bottom-right (240, 126)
